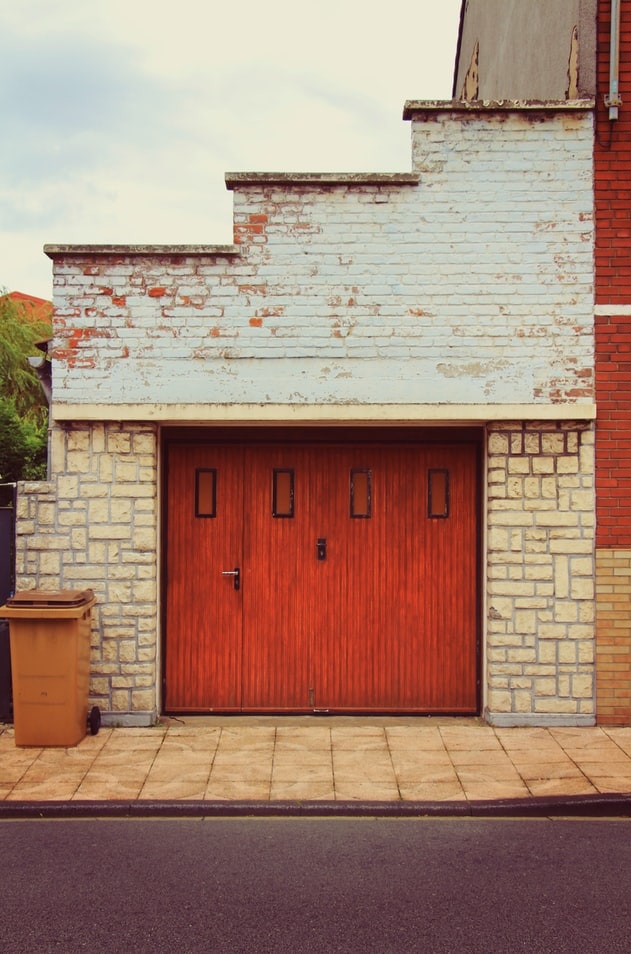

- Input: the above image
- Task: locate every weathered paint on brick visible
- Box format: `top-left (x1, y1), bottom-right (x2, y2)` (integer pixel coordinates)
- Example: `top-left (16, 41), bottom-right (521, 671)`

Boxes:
top-left (46, 107), bottom-right (594, 412)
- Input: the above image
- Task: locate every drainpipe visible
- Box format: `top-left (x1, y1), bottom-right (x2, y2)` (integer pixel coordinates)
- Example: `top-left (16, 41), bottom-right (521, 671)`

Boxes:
top-left (28, 340), bottom-right (51, 406)
top-left (0, 482), bottom-right (17, 600)
top-left (605, 0), bottom-right (622, 120)
top-left (27, 355), bottom-right (52, 405)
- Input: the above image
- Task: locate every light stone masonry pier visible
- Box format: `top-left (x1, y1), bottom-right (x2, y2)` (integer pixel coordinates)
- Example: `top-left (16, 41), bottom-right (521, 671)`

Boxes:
top-left (486, 422), bottom-right (595, 724)
top-left (16, 423), bottom-right (159, 724)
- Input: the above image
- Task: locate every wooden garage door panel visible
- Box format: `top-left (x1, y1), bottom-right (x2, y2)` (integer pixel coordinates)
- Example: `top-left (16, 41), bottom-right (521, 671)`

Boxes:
top-left (164, 440), bottom-right (479, 713)
top-left (411, 446), bottom-right (478, 710)
top-left (242, 447), bottom-right (316, 709)
top-left (311, 444), bottom-right (478, 711)
top-left (164, 444), bottom-right (244, 710)
top-left (309, 446), bottom-right (385, 709)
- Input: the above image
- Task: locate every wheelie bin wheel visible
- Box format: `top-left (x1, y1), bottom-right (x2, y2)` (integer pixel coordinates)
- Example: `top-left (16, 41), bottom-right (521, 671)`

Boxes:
top-left (88, 706), bottom-right (101, 735)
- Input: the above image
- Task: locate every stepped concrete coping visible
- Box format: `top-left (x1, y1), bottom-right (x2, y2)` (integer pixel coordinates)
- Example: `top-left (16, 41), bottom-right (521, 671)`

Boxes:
top-left (403, 98), bottom-right (595, 119)
top-left (225, 172), bottom-right (420, 189)
top-left (44, 244), bottom-right (241, 258)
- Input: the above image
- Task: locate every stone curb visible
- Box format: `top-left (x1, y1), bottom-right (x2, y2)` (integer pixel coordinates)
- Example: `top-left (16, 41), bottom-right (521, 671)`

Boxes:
top-left (1, 793), bottom-right (629, 819)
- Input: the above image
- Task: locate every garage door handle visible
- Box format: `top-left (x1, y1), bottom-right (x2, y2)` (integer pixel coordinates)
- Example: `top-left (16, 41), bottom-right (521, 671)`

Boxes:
top-left (221, 568), bottom-right (240, 591)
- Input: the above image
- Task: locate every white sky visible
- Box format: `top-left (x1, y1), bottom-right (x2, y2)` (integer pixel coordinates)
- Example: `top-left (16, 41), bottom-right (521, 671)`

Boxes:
top-left (1, 0), bottom-right (462, 300)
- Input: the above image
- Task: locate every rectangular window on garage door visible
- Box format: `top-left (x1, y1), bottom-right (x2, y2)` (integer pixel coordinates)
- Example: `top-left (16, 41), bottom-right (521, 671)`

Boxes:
top-left (350, 469), bottom-right (372, 518)
top-left (272, 469), bottom-right (294, 518)
top-left (428, 468), bottom-right (449, 518)
top-left (195, 468), bottom-right (217, 517)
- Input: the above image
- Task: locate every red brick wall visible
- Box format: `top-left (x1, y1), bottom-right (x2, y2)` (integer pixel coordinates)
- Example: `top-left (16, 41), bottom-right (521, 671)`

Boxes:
top-left (595, 0), bottom-right (631, 302)
top-left (595, 0), bottom-right (631, 724)
top-left (595, 315), bottom-right (631, 546)
top-left (595, 0), bottom-right (631, 548)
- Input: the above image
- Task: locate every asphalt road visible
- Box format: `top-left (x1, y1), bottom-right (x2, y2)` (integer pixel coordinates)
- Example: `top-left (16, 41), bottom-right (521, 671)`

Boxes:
top-left (0, 817), bottom-right (629, 953)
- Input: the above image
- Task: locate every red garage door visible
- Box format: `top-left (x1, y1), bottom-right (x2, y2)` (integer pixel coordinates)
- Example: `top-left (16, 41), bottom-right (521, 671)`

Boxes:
top-left (164, 438), bottom-right (479, 713)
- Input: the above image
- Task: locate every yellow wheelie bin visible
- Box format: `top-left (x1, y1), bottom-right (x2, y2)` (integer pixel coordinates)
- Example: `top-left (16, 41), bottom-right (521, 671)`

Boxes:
top-left (1, 589), bottom-right (98, 747)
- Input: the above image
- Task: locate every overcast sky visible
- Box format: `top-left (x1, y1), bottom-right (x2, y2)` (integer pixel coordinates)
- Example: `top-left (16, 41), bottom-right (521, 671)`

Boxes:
top-left (2, 0), bottom-right (462, 300)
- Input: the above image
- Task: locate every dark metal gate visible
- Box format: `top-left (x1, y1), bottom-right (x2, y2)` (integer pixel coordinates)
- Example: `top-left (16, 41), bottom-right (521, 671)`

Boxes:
top-left (0, 491), bottom-right (16, 721)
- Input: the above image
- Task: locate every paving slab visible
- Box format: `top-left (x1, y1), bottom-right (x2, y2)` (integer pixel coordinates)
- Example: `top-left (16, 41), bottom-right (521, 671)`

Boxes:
top-left (0, 717), bottom-right (630, 817)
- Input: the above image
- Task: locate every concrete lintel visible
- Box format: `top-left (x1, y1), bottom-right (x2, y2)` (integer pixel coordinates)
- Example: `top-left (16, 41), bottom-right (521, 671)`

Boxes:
top-left (225, 172), bottom-right (420, 190)
top-left (403, 98), bottom-right (594, 120)
top-left (44, 244), bottom-right (241, 259)
top-left (51, 402), bottom-right (597, 424)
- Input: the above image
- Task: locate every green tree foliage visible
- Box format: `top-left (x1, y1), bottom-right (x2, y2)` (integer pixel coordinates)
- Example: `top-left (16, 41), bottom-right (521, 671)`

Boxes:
top-left (0, 292), bottom-right (51, 490)
top-left (0, 398), bottom-right (47, 482)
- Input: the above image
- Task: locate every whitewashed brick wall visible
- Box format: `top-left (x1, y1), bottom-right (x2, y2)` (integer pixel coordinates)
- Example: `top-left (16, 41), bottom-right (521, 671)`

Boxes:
top-left (47, 105), bottom-right (594, 413)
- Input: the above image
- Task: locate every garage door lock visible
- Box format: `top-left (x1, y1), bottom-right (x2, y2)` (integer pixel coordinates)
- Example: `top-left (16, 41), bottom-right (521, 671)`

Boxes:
top-left (221, 567), bottom-right (241, 590)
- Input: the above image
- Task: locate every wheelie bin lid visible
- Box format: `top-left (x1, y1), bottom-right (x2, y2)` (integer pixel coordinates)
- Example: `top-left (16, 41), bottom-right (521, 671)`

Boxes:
top-left (5, 588), bottom-right (95, 608)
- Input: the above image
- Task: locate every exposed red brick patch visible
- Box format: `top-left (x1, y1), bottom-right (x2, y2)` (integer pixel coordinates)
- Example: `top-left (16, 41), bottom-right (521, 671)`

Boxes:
top-left (233, 215), bottom-right (269, 245)
top-left (66, 328), bottom-right (112, 341)
top-left (234, 225), bottom-right (265, 243)
top-left (239, 285), bottom-right (267, 295)
top-left (148, 287), bottom-right (167, 298)
top-left (256, 307), bottom-right (284, 318)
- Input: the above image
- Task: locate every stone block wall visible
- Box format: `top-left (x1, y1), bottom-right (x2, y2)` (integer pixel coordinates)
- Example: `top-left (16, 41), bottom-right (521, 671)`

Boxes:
top-left (486, 421), bottom-right (596, 725)
top-left (15, 422), bottom-right (158, 725)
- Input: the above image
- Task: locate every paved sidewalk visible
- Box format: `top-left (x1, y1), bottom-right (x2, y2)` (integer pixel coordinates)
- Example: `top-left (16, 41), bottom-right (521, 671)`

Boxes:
top-left (1, 717), bottom-right (631, 813)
